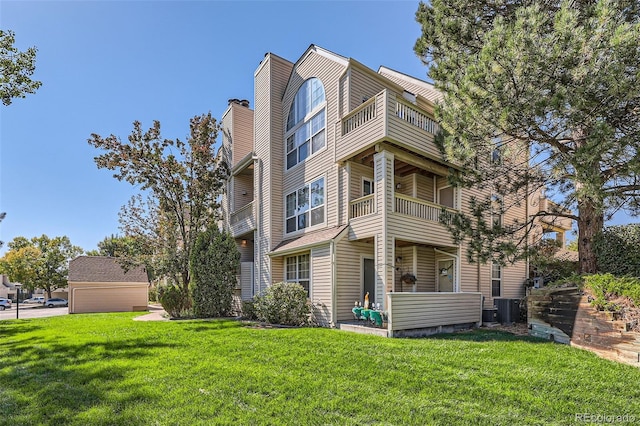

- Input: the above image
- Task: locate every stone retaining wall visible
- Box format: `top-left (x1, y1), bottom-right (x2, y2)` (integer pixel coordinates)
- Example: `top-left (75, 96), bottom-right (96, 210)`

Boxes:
top-left (528, 287), bottom-right (640, 366)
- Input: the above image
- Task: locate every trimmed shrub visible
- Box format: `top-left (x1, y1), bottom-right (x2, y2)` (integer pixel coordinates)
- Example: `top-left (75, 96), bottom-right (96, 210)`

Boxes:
top-left (254, 282), bottom-right (310, 326)
top-left (594, 224), bottom-right (640, 276)
top-left (158, 284), bottom-right (191, 318)
top-left (190, 226), bottom-right (240, 318)
top-left (241, 299), bottom-right (258, 321)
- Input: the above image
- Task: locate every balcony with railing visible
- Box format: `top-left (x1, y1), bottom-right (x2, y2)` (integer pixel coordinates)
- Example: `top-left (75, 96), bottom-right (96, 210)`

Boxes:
top-left (230, 201), bottom-right (256, 237)
top-left (337, 89), bottom-right (442, 163)
top-left (350, 194), bottom-right (375, 219)
top-left (537, 198), bottom-right (573, 231)
top-left (394, 194), bottom-right (455, 226)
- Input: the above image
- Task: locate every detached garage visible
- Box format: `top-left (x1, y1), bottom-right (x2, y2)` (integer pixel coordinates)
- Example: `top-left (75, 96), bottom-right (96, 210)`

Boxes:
top-left (68, 256), bottom-right (149, 314)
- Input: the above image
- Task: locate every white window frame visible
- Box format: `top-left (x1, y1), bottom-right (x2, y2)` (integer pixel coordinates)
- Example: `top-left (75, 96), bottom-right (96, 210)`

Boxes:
top-left (285, 253), bottom-right (311, 296)
top-left (362, 177), bottom-right (374, 196)
top-left (285, 78), bottom-right (327, 171)
top-left (285, 176), bottom-right (326, 235)
top-left (491, 262), bottom-right (502, 297)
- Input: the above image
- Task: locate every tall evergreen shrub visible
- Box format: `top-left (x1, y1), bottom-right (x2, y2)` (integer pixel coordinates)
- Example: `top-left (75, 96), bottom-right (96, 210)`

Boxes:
top-left (594, 224), bottom-right (640, 276)
top-left (190, 226), bottom-right (240, 318)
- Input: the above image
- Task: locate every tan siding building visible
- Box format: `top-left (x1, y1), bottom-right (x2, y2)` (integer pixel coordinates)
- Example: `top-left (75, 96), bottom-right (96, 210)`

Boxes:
top-left (221, 45), bottom-right (571, 335)
top-left (68, 256), bottom-right (149, 314)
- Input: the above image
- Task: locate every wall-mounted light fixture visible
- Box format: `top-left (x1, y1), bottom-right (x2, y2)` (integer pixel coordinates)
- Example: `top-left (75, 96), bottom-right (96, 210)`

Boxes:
top-left (242, 191), bottom-right (247, 196)
top-left (241, 239), bottom-right (248, 247)
top-left (396, 183), bottom-right (402, 190)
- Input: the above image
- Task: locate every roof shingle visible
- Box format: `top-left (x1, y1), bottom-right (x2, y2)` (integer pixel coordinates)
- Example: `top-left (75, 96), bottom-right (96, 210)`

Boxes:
top-left (68, 256), bottom-right (149, 283)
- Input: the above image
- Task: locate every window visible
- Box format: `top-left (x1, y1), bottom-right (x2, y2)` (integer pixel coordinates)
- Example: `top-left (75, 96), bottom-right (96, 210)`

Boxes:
top-left (491, 262), bottom-right (501, 297)
top-left (491, 136), bottom-right (503, 164)
top-left (286, 78), bottom-right (326, 169)
top-left (286, 177), bottom-right (325, 234)
top-left (363, 178), bottom-right (374, 196)
top-left (491, 194), bottom-right (503, 228)
top-left (286, 254), bottom-right (310, 295)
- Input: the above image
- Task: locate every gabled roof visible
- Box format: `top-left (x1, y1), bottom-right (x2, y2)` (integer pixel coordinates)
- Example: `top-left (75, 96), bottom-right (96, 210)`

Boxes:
top-left (377, 66), bottom-right (443, 104)
top-left (270, 225), bottom-right (348, 257)
top-left (68, 256), bottom-right (149, 283)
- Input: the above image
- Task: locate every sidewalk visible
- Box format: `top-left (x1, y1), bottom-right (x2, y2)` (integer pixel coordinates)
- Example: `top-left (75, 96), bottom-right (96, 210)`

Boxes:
top-left (133, 304), bottom-right (168, 321)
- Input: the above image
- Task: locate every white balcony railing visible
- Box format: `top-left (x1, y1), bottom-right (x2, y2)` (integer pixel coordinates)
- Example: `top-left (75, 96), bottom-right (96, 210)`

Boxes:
top-left (395, 99), bottom-right (439, 135)
top-left (230, 201), bottom-right (254, 225)
top-left (342, 96), bottom-right (377, 136)
top-left (394, 194), bottom-right (455, 225)
top-left (350, 194), bottom-right (375, 219)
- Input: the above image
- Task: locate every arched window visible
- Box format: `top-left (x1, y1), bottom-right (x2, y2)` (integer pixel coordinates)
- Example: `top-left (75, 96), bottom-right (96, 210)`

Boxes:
top-left (285, 78), bottom-right (326, 169)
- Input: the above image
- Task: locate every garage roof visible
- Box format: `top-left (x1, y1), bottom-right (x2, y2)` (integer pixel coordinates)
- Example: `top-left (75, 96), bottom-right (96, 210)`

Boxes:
top-left (68, 256), bottom-right (149, 283)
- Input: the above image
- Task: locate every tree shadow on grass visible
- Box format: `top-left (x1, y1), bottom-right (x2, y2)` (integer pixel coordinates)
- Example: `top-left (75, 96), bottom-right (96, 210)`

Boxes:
top-left (428, 328), bottom-right (550, 343)
top-left (0, 337), bottom-right (178, 426)
top-left (0, 321), bottom-right (43, 338)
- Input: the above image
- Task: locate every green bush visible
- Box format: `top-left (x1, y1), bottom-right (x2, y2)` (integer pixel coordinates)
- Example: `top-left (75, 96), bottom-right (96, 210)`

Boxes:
top-left (148, 285), bottom-right (158, 303)
top-left (583, 273), bottom-right (640, 311)
top-left (253, 282), bottom-right (310, 326)
top-left (529, 239), bottom-right (578, 284)
top-left (594, 224), bottom-right (640, 276)
top-left (241, 299), bottom-right (258, 320)
top-left (158, 284), bottom-right (191, 318)
top-left (190, 226), bottom-right (240, 318)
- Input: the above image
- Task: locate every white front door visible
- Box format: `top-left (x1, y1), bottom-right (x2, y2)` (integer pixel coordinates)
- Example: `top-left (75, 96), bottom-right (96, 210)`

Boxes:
top-left (437, 259), bottom-right (455, 292)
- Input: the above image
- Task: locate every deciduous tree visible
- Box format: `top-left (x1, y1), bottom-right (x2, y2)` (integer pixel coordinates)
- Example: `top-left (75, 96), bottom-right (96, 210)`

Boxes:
top-left (88, 113), bottom-right (228, 296)
top-left (415, 0), bottom-right (640, 273)
top-left (0, 30), bottom-right (42, 105)
top-left (0, 235), bottom-right (83, 297)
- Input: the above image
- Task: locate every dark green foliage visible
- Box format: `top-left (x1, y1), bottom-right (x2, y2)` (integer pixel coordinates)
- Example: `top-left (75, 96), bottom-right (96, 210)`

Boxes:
top-left (158, 284), bottom-right (190, 318)
top-left (241, 299), bottom-right (258, 320)
top-left (583, 273), bottom-right (640, 311)
top-left (415, 1), bottom-right (640, 273)
top-left (254, 282), bottom-right (310, 326)
top-left (190, 227), bottom-right (240, 318)
top-left (529, 239), bottom-right (578, 284)
top-left (594, 224), bottom-right (640, 276)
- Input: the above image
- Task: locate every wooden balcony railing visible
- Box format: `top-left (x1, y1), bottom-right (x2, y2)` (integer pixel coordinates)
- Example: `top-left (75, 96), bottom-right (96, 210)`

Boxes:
top-left (350, 194), bottom-right (375, 219)
top-left (394, 194), bottom-right (455, 225)
top-left (395, 98), bottom-right (440, 135)
top-left (342, 96), bottom-right (377, 136)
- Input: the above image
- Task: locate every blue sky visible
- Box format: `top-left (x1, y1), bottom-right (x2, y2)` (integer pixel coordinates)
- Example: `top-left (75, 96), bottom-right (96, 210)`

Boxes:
top-left (1, 0), bottom-right (433, 253)
top-left (0, 1), bottom-right (634, 254)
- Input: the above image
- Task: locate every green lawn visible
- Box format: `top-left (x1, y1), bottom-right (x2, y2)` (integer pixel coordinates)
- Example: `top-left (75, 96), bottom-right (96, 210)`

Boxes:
top-left (1, 314), bottom-right (638, 425)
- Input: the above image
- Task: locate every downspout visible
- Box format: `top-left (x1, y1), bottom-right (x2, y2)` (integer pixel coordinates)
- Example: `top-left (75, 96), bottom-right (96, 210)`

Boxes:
top-left (330, 238), bottom-right (337, 327)
top-left (434, 248), bottom-right (460, 292)
top-left (253, 155), bottom-right (260, 297)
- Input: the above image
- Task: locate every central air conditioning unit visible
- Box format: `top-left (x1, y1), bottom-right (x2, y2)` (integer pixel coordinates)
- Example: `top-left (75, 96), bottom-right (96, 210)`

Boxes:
top-left (494, 298), bottom-right (521, 324)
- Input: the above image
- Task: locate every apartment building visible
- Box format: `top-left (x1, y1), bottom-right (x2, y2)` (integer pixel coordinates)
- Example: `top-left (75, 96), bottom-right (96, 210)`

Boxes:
top-left (221, 45), bottom-right (565, 335)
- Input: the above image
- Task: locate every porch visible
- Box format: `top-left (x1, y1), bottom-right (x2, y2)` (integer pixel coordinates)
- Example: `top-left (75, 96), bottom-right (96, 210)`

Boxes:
top-left (338, 292), bottom-right (483, 338)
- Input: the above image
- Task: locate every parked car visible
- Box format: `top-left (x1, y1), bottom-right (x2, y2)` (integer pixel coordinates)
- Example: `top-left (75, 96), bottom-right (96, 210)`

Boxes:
top-left (45, 298), bottom-right (68, 308)
top-left (23, 296), bottom-right (45, 304)
top-left (0, 298), bottom-right (12, 310)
